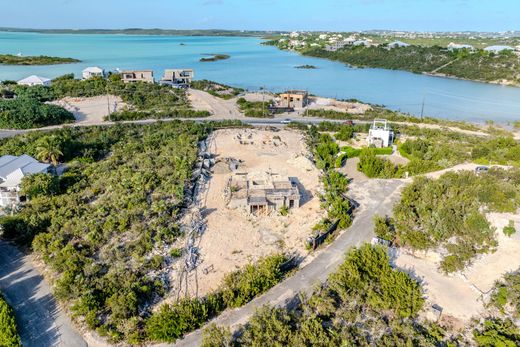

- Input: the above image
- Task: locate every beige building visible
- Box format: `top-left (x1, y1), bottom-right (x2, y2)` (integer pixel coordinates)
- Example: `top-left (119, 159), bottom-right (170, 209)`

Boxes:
top-left (160, 69), bottom-right (194, 86)
top-left (228, 171), bottom-right (301, 214)
top-left (278, 90), bottom-right (309, 109)
top-left (120, 70), bottom-right (155, 83)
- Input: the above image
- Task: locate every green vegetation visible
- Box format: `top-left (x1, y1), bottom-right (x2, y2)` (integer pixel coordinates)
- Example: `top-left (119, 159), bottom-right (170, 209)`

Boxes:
top-left (0, 97), bottom-right (74, 129)
top-left (200, 54), bottom-right (231, 62)
top-left (190, 80), bottom-right (244, 100)
top-left (0, 122), bottom-right (209, 341)
top-left (373, 215), bottom-right (396, 242)
top-left (491, 269), bottom-right (520, 318)
top-left (503, 221), bottom-right (517, 237)
top-left (473, 318), bottom-right (520, 347)
top-left (393, 169), bottom-right (520, 273)
top-left (0, 294), bottom-right (21, 347)
top-left (0, 54), bottom-right (80, 65)
top-left (146, 254), bottom-right (290, 343)
top-left (357, 148), bottom-right (401, 178)
top-left (236, 97), bottom-right (272, 118)
top-left (272, 40), bottom-right (520, 85)
top-left (308, 127), bottom-right (351, 237)
top-left (305, 107), bottom-right (481, 132)
top-left (1, 73), bottom-right (208, 124)
top-left (107, 109), bottom-right (210, 121)
top-left (203, 245), bottom-right (449, 346)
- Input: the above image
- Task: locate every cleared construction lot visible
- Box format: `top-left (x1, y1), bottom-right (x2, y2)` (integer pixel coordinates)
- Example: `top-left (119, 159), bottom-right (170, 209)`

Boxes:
top-left (181, 128), bottom-right (323, 297)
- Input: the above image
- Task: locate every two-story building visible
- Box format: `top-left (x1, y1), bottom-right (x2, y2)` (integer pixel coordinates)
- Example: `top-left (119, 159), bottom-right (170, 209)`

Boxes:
top-left (278, 90), bottom-right (309, 109)
top-left (120, 70), bottom-right (155, 84)
top-left (159, 69), bottom-right (194, 87)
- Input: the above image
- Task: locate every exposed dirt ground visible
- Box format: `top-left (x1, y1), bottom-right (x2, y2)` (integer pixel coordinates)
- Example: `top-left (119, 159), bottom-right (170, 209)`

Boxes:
top-left (51, 95), bottom-right (127, 124)
top-left (178, 128), bottom-right (323, 297)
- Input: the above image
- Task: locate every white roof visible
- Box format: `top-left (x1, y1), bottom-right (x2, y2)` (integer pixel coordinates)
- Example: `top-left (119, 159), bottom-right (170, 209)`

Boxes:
top-left (17, 75), bottom-right (51, 84)
top-left (0, 154), bottom-right (50, 187)
top-left (83, 66), bottom-right (104, 73)
top-left (484, 45), bottom-right (514, 52)
top-left (388, 40), bottom-right (410, 47)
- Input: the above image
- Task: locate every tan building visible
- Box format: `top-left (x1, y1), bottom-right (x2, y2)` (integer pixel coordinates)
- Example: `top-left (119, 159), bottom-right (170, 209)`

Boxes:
top-left (228, 171), bottom-right (301, 214)
top-left (279, 90), bottom-right (309, 109)
top-left (160, 69), bottom-right (194, 86)
top-left (120, 70), bottom-right (155, 83)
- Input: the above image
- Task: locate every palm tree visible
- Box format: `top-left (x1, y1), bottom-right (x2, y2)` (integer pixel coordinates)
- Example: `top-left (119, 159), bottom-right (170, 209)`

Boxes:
top-left (36, 136), bottom-right (63, 166)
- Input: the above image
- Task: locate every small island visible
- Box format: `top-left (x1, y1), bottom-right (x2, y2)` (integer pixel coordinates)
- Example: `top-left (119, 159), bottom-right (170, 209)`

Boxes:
top-left (200, 54), bottom-right (230, 62)
top-left (295, 64), bottom-right (317, 69)
top-left (0, 54), bottom-right (80, 65)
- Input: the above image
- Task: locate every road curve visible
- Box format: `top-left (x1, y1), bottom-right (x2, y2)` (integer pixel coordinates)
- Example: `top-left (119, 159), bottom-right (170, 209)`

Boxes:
top-left (170, 178), bottom-right (405, 347)
top-left (0, 241), bottom-right (87, 347)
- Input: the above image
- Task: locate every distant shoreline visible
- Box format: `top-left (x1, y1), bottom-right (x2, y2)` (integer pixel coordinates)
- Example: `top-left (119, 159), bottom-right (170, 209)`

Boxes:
top-left (0, 27), bottom-right (282, 38)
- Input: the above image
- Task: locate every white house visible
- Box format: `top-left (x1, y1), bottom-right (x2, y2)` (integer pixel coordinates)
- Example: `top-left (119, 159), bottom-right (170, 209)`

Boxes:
top-left (388, 40), bottom-right (410, 48)
top-left (17, 75), bottom-right (52, 87)
top-left (82, 66), bottom-right (105, 79)
top-left (0, 154), bottom-right (51, 207)
top-left (367, 119), bottom-right (394, 148)
top-left (484, 45), bottom-right (514, 54)
top-left (447, 42), bottom-right (475, 51)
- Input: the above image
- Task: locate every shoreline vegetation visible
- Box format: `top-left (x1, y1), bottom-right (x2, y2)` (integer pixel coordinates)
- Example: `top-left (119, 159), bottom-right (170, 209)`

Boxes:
top-left (264, 39), bottom-right (520, 87)
top-left (0, 54), bottom-right (80, 65)
top-left (200, 54), bottom-right (230, 62)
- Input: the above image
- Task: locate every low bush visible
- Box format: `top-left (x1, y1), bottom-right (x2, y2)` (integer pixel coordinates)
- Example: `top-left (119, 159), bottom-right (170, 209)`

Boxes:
top-left (0, 294), bottom-right (21, 347)
top-left (0, 97), bottom-right (74, 129)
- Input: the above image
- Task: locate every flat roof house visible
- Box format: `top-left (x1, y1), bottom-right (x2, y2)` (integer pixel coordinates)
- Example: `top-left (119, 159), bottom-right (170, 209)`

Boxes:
top-left (120, 70), bottom-right (155, 84)
top-left (159, 69), bottom-right (194, 87)
top-left (367, 119), bottom-right (394, 148)
top-left (82, 67), bottom-right (105, 80)
top-left (0, 154), bottom-right (51, 207)
top-left (18, 75), bottom-right (52, 87)
top-left (278, 90), bottom-right (309, 109)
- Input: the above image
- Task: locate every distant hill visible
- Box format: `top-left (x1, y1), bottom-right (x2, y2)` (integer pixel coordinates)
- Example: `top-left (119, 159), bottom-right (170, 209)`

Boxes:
top-left (0, 27), bottom-right (286, 37)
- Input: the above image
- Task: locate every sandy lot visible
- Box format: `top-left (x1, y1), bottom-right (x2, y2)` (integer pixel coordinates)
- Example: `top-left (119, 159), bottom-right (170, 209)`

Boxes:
top-left (395, 193), bottom-right (520, 324)
top-left (178, 128), bottom-right (322, 297)
top-left (51, 95), bottom-right (127, 125)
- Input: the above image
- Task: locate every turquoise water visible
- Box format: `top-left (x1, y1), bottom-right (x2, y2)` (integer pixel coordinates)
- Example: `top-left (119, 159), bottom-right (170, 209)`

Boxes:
top-left (1, 31), bottom-right (520, 122)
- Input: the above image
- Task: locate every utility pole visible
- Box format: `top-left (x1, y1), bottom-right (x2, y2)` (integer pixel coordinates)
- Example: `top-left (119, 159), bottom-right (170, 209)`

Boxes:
top-left (106, 83), bottom-right (111, 122)
top-left (420, 96), bottom-right (425, 120)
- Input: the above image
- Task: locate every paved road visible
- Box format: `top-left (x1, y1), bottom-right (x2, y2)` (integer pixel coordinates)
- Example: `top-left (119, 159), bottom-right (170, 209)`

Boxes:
top-left (171, 178), bottom-right (405, 347)
top-left (0, 242), bottom-right (87, 347)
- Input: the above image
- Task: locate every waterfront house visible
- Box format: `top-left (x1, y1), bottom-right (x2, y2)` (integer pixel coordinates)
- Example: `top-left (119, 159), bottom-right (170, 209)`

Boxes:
top-left (120, 70), bottom-right (155, 83)
top-left (279, 90), bottom-right (308, 109)
top-left (484, 45), bottom-right (514, 54)
top-left (17, 75), bottom-right (51, 87)
top-left (0, 154), bottom-right (51, 207)
top-left (160, 69), bottom-right (194, 87)
top-left (82, 67), bottom-right (105, 79)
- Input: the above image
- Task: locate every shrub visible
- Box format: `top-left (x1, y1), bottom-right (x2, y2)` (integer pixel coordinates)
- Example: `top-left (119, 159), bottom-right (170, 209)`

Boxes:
top-left (0, 97), bottom-right (74, 129)
top-left (0, 294), bottom-right (21, 347)
top-left (503, 221), bottom-right (516, 237)
top-left (20, 173), bottom-right (60, 198)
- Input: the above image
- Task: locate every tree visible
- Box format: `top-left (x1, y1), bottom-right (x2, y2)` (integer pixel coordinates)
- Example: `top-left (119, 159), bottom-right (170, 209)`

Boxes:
top-left (35, 136), bottom-right (63, 166)
top-left (20, 173), bottom-right (59, 198)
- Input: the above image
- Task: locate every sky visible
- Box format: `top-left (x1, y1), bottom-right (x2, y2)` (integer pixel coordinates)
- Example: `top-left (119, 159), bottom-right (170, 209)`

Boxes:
top-left (0, 0), bottom-right (519, 32)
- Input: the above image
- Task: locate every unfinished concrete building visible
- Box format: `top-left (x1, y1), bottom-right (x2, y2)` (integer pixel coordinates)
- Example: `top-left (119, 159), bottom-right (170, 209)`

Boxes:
top-left (228, 171), bottom-right (301, 214)
top-left (278, 90), bottom-right (309, 109)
